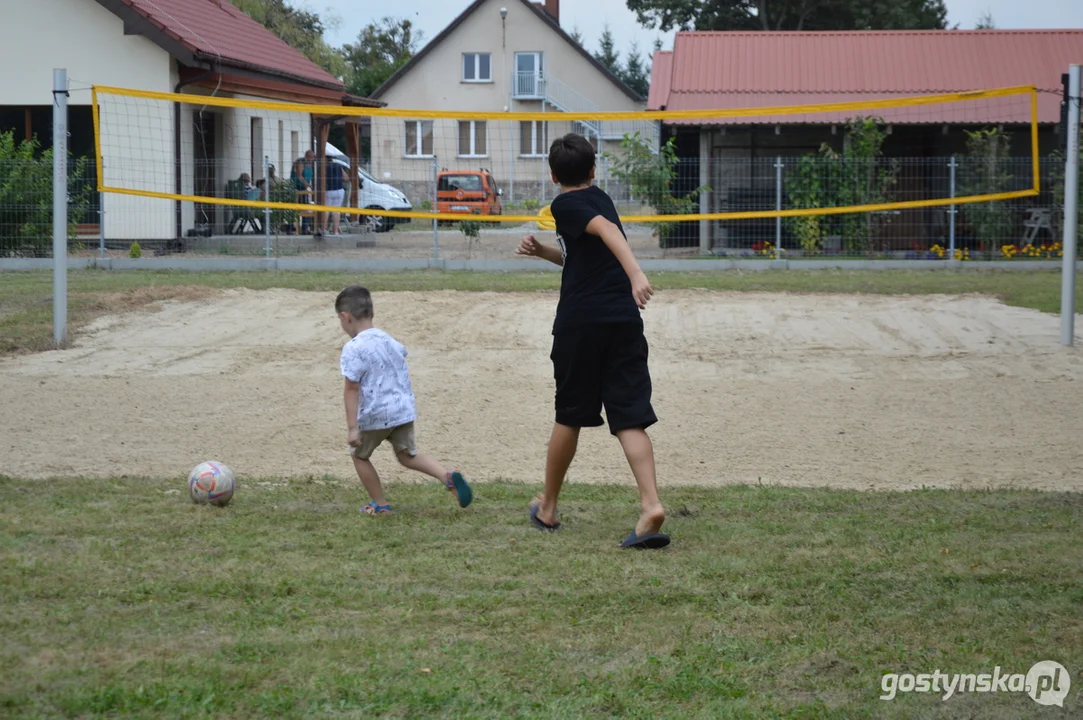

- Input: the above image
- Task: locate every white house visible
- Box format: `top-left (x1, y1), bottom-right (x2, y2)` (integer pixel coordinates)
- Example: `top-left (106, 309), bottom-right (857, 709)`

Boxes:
top-left (368, 0), bottom-right (656, 206)
top-left (0, 0), bottom-right (377, 243)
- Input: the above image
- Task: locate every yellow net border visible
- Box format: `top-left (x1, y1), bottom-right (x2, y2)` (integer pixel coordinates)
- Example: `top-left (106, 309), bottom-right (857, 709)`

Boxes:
top-left (92, 85), bottom-right (1041, 225)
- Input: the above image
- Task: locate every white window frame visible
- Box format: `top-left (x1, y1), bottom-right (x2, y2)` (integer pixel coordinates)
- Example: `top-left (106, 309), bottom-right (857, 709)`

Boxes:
top-left (404, 120), bottom-right (434, 158)
top-left (462, 53), bottom-right (493, 83)
top-left (519, 120), bottom-right (549, 158)
top-left (457, 120), bottom-right (488, 158)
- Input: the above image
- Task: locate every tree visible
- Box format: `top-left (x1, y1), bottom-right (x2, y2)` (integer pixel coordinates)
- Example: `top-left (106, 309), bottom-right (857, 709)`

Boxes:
top-left (626, 0), bottom-right (948, 32)
top-left (343, 17), bottom-right (423, 98)
top-left (594, 24), bottom-right (622, 75)
top-left (569, 26), bottom-right (585, 45)
top-left (975, 11), bottom-right (996, 29)
top-left (606, 133), bottom-right (709, 245)
top-left (622, 42), bottom-right (650, 97)
top-left (960, 128), bottom-right (1014, 252)
top-left (785, 118), bottom-right (899, 255)
top-left (229, 0), bottom-right (348, 78)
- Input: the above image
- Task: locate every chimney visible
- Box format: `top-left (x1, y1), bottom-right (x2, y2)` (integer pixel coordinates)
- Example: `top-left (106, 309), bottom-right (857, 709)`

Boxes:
top-left (542, 0), bottom-right (559, 25)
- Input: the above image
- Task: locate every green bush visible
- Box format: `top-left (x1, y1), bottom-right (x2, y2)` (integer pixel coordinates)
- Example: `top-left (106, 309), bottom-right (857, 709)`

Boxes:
top-left (785, 118), bottom-right (898, 256)
top-left (960, 128), bottom-right (1014, 252)
top-left (0, 131), bottom-right (90, 257)
top-left (268, 182), bottom-right (300, 231)
top-left (1049, 147), bottom-right (1082, 245)
top-left (128, 242), bottom-right (142, 259)
top-left (606, 132), bottom-right (708, 243)
top-left (458, 220), bottom-right (481, 239)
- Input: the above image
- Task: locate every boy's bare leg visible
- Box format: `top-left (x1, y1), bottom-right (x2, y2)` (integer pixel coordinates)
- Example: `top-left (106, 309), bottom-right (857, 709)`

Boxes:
top-left (536, 423), bottom-right (580, 526)
top-left (351, 456), bottom-right (388, 506)
top-left (396, 451), bottom-right (448, 483)
top-left (615, 428), bottom-right (665, 536)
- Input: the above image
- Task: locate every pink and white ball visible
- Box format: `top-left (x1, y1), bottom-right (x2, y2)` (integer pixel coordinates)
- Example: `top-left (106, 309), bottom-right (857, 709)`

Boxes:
top-left (187, 461), bottom-right (236, 507)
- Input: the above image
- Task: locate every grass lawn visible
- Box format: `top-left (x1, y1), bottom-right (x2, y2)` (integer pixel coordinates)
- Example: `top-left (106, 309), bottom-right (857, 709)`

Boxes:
top-left (3, 269), bottom-right (1081, 716)
top-left (1, 267), bottom-right (1080, 356)
top-left (1, 479), bottom-right (1080, 718)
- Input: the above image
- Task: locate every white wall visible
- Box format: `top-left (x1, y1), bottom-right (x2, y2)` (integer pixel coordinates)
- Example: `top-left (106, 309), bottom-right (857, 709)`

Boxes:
top-left (372, 0), bottom-right (646, 197)
top-left (1, 0), bottom-right (175, 239)
top-left (1, 0), bottom-right (318, 240)
top-left (0, 0), bottom-right (172, 104)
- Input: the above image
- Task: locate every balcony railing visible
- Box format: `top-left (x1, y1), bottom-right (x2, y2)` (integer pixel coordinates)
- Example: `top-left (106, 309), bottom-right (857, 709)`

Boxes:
top-left (512, 72), bottom-right (546, 99)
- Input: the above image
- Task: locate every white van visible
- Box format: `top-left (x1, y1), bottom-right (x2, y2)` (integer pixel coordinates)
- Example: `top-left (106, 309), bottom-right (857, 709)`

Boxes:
top-left (325, 146), bottom-right (411, 233)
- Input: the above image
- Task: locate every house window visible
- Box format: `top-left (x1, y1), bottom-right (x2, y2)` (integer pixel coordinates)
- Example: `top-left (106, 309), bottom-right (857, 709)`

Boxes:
top-left (462, 53), bottom-right (492, 82)
top-left (458, 120), bottom-right (487, 157)
top-left (520, 121), bottom-right (548, 157)
top-left (405, 120), bottom-right (434, 157)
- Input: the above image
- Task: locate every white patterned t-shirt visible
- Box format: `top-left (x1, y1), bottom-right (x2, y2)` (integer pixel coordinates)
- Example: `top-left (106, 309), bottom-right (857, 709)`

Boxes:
top-left (340, 328), bottom-right (418, 431)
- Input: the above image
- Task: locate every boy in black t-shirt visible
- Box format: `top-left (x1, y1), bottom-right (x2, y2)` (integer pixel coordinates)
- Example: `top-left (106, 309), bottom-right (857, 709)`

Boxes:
top-left (516, 133), bottom-right (669, 550)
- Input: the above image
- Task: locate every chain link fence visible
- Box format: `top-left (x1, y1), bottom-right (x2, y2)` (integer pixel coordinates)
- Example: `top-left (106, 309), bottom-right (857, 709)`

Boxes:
top-left (3, 154), bottom-right (1077, 262)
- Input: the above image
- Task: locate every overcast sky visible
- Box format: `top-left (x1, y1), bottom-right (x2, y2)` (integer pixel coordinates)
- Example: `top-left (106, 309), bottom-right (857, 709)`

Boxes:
top-left (318, 0), bottom-right (1083, 60)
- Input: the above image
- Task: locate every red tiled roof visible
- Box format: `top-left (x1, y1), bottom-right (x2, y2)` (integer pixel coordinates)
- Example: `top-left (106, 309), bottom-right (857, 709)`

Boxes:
top-left (650, 30), bottom-right (1083, 125)
top-left (111, 0), bottom-right (342, 89)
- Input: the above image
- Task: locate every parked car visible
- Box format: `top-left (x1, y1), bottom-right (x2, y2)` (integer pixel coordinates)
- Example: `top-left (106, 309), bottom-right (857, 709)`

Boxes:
top-left (328, 157), bottom-right (412, 233)
top-left (436, 169), bottom-right (503, 219)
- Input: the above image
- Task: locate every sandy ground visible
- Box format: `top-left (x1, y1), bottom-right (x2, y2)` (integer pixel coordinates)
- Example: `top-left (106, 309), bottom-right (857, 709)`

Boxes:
top-left (2, 289), bottom-right (1081, 490)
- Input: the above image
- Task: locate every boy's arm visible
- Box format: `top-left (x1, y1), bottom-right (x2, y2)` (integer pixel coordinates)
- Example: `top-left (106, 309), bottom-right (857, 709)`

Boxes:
top-left (344, 379), bottom-right (361, 445)
top-left (585, 216), bottom-right (654, 309)
top-left (517, 234), bottom-right (563, 266)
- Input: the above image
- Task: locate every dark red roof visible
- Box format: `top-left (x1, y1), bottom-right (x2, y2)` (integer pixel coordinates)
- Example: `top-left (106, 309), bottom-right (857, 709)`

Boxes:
top-left (650, 30), bottom-right (1083, 125)
top-left (102, 0), bottom-right (342, 90)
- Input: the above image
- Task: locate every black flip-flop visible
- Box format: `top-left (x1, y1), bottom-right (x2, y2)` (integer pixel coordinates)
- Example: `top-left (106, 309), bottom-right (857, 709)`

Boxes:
top-left (529, 503), bottom-right (561, 531)
top-left (620, 531), bottom-right (671, 550)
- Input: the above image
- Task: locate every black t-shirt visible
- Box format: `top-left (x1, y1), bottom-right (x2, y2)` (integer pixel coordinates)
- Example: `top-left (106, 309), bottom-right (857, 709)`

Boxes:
top-left (550, 186), bottom-right (641, 333)
top-left (326, 161), bottom-right (345, 191)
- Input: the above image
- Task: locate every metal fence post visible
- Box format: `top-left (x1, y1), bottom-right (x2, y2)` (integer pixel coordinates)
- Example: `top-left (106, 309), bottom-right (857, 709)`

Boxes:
top-left (52, 68), bottom-right (68, 347)
top-left (948, 156), bottom-right (957, 261)
top-left (432, 155), bottom-right (439, 261)
top-left (775, 156), bottom-right (783, 259)
top-left (98, 189), bottom-right (105, 260)
top-left (1061, 64), bottom-right (1080, 346)
top-left (263, 154), bottom-right (271, 260)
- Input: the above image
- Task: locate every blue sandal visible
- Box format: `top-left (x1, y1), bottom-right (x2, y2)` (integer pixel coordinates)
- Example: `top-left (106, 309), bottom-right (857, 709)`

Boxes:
top-left (361, 502), bottom-right (391, 515)
top-left (445, 471), bottom-right (473, 508)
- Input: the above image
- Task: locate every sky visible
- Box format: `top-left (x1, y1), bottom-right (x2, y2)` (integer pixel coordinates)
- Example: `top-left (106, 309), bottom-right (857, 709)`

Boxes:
top-left (317, 0), bottom-right (1083, 61)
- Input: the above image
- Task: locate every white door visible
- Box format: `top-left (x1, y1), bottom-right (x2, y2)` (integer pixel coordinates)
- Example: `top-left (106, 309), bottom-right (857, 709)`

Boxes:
top-left (515, 52), bottom-right (542, 97)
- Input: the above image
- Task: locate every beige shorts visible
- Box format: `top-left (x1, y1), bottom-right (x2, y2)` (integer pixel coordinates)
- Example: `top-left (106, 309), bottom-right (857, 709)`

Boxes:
top-left (350, 422), bottom-right (417, 460)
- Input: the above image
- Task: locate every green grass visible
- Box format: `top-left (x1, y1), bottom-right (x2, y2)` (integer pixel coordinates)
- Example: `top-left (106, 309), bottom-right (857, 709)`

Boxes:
top-left (1, 479), bottom-right (1080, 718)
top-left (1, 268), bottom-right (1080, 355)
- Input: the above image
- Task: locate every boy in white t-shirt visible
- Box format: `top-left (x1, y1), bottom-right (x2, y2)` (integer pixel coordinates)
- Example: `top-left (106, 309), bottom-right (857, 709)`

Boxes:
top-left (336, 285), bottom-right (472, 515)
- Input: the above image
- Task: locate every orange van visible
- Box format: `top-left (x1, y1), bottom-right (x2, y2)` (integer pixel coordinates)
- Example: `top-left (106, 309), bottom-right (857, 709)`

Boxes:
top-left (436, 169), bottom-right (503, 217)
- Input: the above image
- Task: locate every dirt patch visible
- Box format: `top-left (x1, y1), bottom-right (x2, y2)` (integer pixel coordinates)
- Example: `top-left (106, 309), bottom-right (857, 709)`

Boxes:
top-left (1, 289), bottom-right (1081, 490)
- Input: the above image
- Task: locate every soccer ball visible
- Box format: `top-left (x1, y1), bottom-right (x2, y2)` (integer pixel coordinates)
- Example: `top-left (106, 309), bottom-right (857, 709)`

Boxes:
top-left (188, 461), bottom-right (236, 507)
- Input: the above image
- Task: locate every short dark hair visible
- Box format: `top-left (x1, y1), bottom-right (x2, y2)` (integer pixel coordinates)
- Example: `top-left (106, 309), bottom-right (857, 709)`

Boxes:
top-left (548, 133), bottom-right (595, 186)
top-left (335, 285), bottom-right (373, 319)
